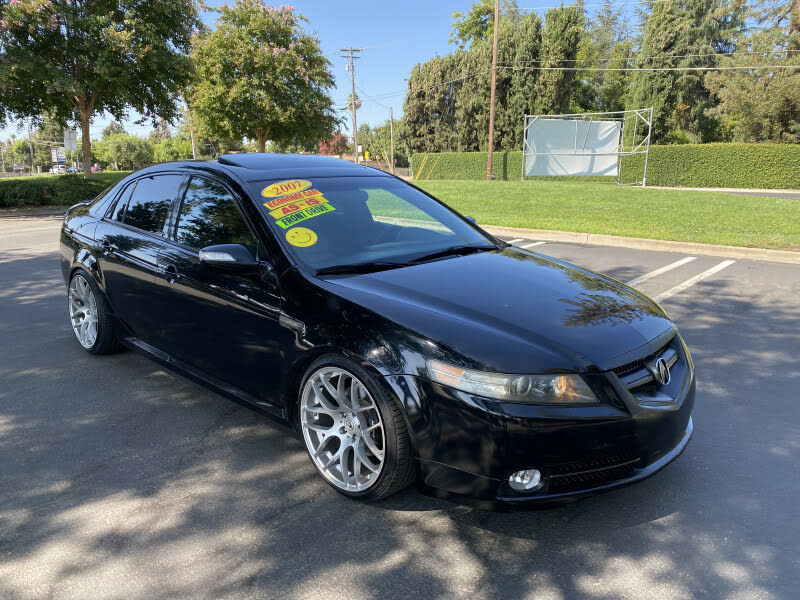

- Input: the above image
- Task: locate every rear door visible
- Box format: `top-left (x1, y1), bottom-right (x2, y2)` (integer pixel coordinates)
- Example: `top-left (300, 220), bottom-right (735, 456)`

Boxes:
top-left (95, 174), bottom-right (187, 344)
top-left (154, 175), bottom-right (284, 409)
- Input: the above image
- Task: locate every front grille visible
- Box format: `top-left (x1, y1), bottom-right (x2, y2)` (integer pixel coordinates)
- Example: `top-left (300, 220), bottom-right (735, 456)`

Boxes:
top-left (611, 337), bottom-right (673, 378)
top-left (546, 452), bottom-right (641, 493)
top-left (610, 335), bottom-right (680, 396)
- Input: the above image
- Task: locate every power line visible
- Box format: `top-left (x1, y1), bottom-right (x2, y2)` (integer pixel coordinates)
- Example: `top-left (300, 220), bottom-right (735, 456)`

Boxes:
top-left (518, 0), bottom-right (669, 12)
top-left (502, 49), bottom-right (800, 65)
top-left (498, 63), bottom-right (800, 72)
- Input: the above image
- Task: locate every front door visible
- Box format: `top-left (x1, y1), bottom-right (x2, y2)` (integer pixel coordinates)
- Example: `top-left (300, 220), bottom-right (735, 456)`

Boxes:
top-left (95, 174), bottom-right (186, 344)
top-left (154, 175), bottom-right (284, 410)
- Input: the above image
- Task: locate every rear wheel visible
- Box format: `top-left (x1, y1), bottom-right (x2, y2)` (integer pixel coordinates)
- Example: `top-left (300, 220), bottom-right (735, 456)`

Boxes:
top-left (299, 356), bottom-right (416, 500)
top-left (68, 272), bottom-right (120, 355)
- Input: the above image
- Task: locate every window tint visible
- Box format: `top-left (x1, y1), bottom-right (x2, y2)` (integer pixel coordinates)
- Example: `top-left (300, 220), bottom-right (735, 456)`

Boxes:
top-left (175, 177), bottom-right (258, 255)
top-left (123, 175), bottom-right (183, 234)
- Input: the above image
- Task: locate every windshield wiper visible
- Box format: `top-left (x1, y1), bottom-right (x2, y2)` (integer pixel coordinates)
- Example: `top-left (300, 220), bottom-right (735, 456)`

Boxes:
top-left (315, 261), bottom-right (409, 276)
top-left (410, 244), bottom-right (499, 264)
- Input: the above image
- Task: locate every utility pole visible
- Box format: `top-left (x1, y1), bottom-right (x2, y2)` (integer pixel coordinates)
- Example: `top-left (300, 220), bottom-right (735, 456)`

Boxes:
top-left (486, 0), bottom-right (500, 181)
top-left (389, 106), bottom-right (395, 174)
top-left (340, 47), bottom-right (365, 164)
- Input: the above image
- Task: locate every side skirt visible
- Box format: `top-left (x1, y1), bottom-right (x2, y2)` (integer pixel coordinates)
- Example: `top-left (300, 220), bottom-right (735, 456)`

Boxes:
top-left (120, 336), bottom-right (288, 423)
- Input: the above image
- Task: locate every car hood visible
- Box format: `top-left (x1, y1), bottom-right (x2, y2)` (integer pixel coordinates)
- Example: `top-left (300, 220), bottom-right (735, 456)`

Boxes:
top-left (321, 248), bottom-right (673, 372)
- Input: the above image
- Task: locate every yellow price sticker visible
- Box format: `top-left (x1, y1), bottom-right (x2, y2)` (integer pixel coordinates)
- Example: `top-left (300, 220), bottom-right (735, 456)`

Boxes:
top-left (261, 179), bottom-right (312, 198)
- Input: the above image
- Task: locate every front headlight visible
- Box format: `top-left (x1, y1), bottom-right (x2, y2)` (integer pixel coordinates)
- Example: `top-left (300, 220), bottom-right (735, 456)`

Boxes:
top-left (427, 359), bottom-right (598, 405)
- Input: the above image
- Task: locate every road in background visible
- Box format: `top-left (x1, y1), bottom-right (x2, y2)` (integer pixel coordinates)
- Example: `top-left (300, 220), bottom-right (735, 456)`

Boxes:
top-left (1, 218), bottom-right (798, 600)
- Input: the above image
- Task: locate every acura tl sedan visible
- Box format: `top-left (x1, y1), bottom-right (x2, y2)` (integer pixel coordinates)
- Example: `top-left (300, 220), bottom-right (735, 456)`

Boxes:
top-left (60, 154), bottom-right (694, 508)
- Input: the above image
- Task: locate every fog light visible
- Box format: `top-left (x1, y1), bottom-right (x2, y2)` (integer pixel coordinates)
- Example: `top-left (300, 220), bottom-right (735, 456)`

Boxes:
top-left (509, 469), bottom-right (542, 491)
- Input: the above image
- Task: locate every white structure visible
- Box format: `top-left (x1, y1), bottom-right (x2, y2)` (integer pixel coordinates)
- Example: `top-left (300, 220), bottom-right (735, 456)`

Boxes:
top-left (522, 108), bottom-right (653, 186)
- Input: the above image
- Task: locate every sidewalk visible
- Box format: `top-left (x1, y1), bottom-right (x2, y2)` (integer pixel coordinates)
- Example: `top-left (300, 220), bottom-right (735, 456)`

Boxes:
top-left (482, 225), bottom-right (800, 265)
top-left (647, 186), bottom-right (800, 200)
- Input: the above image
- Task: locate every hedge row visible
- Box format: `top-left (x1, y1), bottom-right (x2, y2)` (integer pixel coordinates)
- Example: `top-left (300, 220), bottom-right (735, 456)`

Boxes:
top-left (411, 143), bottom-right (800, 189)
top-left (0, 172), bottom-right (130, 208)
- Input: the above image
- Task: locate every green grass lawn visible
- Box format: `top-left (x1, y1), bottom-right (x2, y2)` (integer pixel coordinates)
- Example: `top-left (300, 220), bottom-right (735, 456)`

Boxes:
top-left (416, 180), bottom-right (800, 250)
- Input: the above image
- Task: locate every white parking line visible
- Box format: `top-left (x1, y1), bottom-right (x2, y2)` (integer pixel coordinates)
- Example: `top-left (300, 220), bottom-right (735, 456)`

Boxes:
top-left (653, 260), bottom-right (736, 301)
top-left (626, 257), bottom-right (696, 286)
top-left (507, 238), bottom-right (524, 244)
top-left (0, 226), bottom-right (61, 235)
top-left (521, 241), bottom-right (546, 248)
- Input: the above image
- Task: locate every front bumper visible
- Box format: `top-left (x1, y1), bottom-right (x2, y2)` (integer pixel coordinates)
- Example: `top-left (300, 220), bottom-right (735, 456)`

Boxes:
top-left (382, 339), bottom-right (695, 508)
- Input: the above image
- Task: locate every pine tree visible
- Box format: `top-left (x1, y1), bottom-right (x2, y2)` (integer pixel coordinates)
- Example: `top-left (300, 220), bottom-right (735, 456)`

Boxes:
top-left (627, 0), bottom-right (745, 143)
top-left (533, 6), bottom-right (584, 115)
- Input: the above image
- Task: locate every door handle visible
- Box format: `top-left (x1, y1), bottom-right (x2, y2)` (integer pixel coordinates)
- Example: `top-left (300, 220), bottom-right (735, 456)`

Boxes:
top-left (100, 239), bottom-right (116, 254)
top-left (163, 264), bottom-right (181, 283)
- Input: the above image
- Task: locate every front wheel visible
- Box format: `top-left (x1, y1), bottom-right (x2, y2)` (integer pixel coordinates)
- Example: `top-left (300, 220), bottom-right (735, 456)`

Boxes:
top-left (299, 356), bottom-right (416, 500)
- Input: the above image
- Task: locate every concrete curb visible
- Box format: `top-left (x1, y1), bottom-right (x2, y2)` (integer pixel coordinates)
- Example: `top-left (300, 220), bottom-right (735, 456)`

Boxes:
top-left (0, 205), bottom-right (68, 217)
top-left (481, 225), bottom-right (800, 265)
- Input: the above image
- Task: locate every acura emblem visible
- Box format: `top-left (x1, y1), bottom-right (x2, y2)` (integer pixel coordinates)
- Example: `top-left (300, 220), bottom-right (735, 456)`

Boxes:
top-left (651, 357), bottom-right (671, 385)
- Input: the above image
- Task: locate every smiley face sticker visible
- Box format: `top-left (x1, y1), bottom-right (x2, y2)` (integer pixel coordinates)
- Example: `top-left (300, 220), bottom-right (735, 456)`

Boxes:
top-left (286, 227), bottom-right (318, 248)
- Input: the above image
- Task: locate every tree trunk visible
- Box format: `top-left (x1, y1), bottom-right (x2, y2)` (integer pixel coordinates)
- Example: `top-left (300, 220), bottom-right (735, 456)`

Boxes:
top-left (76, 92), bottom-right (97, 179)
top-left (255, 129), bottom-right (267, 153)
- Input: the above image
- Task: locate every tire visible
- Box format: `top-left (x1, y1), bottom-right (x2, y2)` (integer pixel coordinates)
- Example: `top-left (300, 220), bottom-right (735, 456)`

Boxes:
top-left (298, 355), bottom-right (417, 501)
top-left (68, 271), bottom-right (122, 355)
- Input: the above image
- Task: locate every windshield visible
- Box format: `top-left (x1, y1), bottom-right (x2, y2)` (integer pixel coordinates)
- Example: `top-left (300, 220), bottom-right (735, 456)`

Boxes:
top-left (250, 175), bottom-right (496, 271)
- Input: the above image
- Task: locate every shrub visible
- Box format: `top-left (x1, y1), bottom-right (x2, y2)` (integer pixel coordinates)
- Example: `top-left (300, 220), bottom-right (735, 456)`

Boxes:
top-left (411, 143), bottom-right (800, 189)
top-left (0, 172), bottom-right (130, 208)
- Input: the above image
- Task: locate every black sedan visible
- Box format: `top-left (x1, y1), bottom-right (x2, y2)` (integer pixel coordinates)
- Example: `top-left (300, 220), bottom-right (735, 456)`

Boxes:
top-left (60, 154), bottom-right (694, 508)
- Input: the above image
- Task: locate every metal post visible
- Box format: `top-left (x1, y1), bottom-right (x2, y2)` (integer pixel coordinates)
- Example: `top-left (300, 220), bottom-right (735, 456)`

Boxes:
top-left (389, 106), bottom-right (395, 174)
top-left (642, 107), bottom-right (653, 187)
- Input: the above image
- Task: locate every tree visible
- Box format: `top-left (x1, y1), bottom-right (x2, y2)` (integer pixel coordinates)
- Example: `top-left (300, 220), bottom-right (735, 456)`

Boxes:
top-left (0, 0), bottom-right (198, 177)
top-left (153, 134), bottom-right (194, 163)
top-left (450, 0), bottom-right (522, 49)
top-left (319, 133), bottom-right (350, 156)
top-left (102, 121), bottom-right (127, 140)
top-left (188, 1), bottom-right (337, 153)
top-left (627, 0), bottom-right (746, 143)
top-left (94, 134), bottom-right (153, 170)
top-left (706, 3), bottom-right (800, 142)
top-left (533, 6), bottom-right (584, 115)
top-left (149, 118), bottom-right (173, 144)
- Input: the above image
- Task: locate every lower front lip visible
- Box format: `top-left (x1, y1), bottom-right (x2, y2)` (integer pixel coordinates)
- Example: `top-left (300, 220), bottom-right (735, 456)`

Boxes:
top-left (381, 371), bottom-right (695, 507)
top-left (495, 417), bottom-right (693, 507)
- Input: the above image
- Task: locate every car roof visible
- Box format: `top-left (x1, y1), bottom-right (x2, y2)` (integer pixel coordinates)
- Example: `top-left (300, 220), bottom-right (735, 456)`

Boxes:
top-left (137, 153), bottom-right (392, 183)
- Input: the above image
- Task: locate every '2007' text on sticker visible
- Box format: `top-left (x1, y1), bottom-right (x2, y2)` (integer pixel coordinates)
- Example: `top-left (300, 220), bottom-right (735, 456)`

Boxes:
top-left (261, 179), bottom-right (312, 198)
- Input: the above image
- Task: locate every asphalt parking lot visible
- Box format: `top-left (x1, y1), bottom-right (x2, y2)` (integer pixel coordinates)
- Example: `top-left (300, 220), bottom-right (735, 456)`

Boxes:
top-left (1, 215), bottom-right (798, 600)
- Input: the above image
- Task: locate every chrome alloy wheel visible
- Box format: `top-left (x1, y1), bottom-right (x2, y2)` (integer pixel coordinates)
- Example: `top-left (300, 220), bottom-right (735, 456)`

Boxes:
top-left (69, 274), bottom-right (98, 349)
top-left (300, 367), bottom-right (386, 492)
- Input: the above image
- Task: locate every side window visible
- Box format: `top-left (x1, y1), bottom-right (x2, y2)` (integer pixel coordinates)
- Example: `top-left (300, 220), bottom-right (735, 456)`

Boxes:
top-left (122, 175), bottom-right (184, 235)
top-left (175, 177), bottom-right (258, 256)
top-left (110, 181), bottom-right (136, 222)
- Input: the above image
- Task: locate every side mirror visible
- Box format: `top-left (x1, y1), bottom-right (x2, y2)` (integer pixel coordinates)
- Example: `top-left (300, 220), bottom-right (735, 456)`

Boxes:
top-left (199, 243), bottom-right (260, 274)
top-left (466, 216), bottom-right (479, 226)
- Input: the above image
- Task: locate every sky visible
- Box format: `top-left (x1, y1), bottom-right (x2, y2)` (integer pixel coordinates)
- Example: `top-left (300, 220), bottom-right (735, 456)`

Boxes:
top-left (1, 1), bottom-right (617, 142)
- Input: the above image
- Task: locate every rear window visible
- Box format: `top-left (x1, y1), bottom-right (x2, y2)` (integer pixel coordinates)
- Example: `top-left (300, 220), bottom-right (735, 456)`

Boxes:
top-left (120, 175), bottom-right (184, 235)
